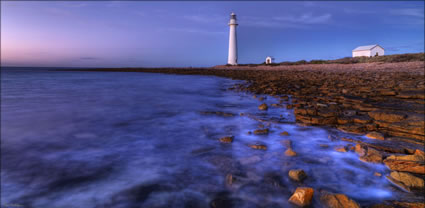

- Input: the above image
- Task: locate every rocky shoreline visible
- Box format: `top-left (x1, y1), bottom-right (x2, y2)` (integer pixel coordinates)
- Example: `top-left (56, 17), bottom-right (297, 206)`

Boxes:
top-left (77, 61), bottom-right (424, 207)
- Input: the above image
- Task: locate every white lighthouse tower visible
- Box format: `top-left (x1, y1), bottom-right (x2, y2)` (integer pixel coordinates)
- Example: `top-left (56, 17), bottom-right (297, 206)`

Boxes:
top-left (227, 12), bottom-right (238, 65)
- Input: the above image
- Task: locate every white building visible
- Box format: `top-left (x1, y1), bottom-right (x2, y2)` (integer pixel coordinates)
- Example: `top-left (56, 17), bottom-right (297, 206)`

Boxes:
top-left (352, 44), bottom-right (384, 57)
top-left (227, 12), bottom-right (238, 65)
top-left (265, 56), bottom-right (275, 64)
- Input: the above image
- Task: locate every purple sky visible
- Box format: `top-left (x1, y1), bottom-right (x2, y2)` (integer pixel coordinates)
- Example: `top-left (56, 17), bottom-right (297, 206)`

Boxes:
top-left (1, 1), bottom-right (424, 67)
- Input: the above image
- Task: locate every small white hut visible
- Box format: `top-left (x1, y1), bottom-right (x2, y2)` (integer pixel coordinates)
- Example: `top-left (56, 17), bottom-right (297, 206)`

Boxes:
top-left (265, 56), bottom-right (275, 64)
top-left (352, 44), bottom-right (384, 57)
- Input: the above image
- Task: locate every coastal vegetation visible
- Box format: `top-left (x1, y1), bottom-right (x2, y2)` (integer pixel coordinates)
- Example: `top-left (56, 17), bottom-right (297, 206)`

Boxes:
top-left (235, 52), bottom-right (425, 66)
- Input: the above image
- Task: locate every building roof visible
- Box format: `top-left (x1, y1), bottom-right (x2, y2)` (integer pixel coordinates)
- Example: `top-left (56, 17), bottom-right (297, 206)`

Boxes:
top-left (352, 44), bottom-right (383, 51)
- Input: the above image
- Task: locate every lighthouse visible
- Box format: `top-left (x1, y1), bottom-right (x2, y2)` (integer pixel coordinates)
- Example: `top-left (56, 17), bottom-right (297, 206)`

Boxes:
top-left (227, 12), bottom-right (238, 65)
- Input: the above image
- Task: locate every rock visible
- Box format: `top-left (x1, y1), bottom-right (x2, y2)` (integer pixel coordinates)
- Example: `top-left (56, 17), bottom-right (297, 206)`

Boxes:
top-left (248, 143), bottom-right (267, 150)
top-left (288, 187), bottom-right (314, 207)
top-left (355, 144), bottom-right (366, 157)
top-left (335, 146), bottom-right (348, 153)
top-left (285, 148), bottom-right (297, 157)
top-left (271, 103), bottom-right (284, 108)
top-left (288, 169), bottom-right (307, 182)
top-left (191, 146), bottom-right (216, 155)
top-left (337, 124), bottom-right (365, 134)
top-left (383, 154), bottom-right (425, 174)
top-left (253, 128), bottom-right (269, 135)
top-left (225, 174), bottom-right (234, 186)
top-left (281, 140), bottom-right (292, 148)
top-left (258, 103), bottom-right (268, 110)
top-left (320, 144), bottom-right (330, 148)
top-left (320, 192), bottom-right (360, 208)
top-left (280, 131), bottom-right (289, 136)
top-left (219, 136), bottom-right (234, 143)
top-left (343, 110), bottom-right (357, 117)
top-left (353, 116), bottom-right (372, 124)
top-left (359, 147), bottom-right (383, 163)
top-left (368, 110), bottom-right (407, 122)
top-left (200, 111), bottom-right (235, 117)
top-left (396, 90), bottom-right (425, 99)
top-left (415, 149), bottom-right (425, 157)
top-left (366, 132), bottom-right (385, 140)
top-left (386, 171), bottom-right (424, 192)
top-left (392, 201), bottom-right (425, 208)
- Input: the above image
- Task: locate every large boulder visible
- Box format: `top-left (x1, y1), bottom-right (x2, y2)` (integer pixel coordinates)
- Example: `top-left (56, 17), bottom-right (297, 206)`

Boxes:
top-left (383, 152), bottom-right (425, 174)
top-left (320, 193), bottom-right (360, 208)
top-left (359, 147), bottom-right (383, 163)
top-left (289, 187), bottom-right (314, 207)
top-left (386, 171), bottom-right (424, 192)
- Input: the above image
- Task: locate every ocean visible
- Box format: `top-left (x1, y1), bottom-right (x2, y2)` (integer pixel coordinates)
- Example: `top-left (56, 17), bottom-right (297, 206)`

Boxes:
top-left (1, 67), bottom-right (395, 207)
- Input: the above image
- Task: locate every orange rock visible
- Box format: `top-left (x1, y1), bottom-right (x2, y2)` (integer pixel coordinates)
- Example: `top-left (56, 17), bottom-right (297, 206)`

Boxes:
top-left (253, 128), bottom-right (269, 135)
top-left (258, 103), bottom-right (268, 110)
top-left (386, 171), bottom-right (424, 192)
top-left (365, 132), bottom-right (385, 140)
top-left (335, 146), bottom-right (348, 153)
top-left (383, 154), bottom-right (425, 174)
top-left (368, 110), bottom-right (407, 122)
top-left (248, 144), bottom-right (267, 150)
top-left (219, 136), bottom-right (234, 143)
top-left (285, 148), bottom-right (297, 156)
top-left (289, 187), bottom-right (314, 207)
top-left (320, 193), bottom-right (360, 208)
top-left (360, 147), bottom-right (383, 163)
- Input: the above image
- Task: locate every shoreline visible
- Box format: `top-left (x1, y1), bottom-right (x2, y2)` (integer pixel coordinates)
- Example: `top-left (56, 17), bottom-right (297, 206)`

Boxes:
top-left (74, 61), bottom-right (425, 206)
top-left (75, 61), bottom-right (424, 143)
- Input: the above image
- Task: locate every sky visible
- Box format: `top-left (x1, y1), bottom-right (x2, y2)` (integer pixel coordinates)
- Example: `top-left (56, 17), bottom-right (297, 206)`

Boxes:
top-left (1, 1), bottom-right (424, 67)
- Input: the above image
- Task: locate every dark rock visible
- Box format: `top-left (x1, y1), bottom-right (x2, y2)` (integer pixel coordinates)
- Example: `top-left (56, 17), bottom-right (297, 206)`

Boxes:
top-left (219, 136), bottom-right (234, 143)
top-left (288, 169), bottom-right (307, 182)
top-left (253, 128), bottom-right (269, 135)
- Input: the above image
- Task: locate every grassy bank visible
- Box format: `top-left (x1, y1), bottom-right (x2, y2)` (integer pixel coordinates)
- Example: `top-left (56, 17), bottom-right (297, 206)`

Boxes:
top-left (235, 52), bottom-right (424, 67)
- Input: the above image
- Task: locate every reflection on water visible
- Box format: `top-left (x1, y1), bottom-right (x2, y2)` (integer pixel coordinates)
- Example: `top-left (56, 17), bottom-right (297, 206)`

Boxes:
top-left (1, 69), bottom-right (395, 207)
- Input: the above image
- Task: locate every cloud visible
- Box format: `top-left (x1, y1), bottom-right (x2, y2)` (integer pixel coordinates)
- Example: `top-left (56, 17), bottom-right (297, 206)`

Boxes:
top-left (182, 12), bottom-right (332, 29)
top-left (390, 8), bottom-right (424, 18)
top-left (273, 13), bottom-right (332, 24)
top-left (242, 13), bottom-right (332, 29)
top-left (343, 8), bottom-right (375, 15)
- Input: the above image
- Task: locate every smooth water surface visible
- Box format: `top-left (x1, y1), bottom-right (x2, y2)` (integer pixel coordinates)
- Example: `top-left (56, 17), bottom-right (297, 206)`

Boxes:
top-left (1, 68), bottom-right (396, 207)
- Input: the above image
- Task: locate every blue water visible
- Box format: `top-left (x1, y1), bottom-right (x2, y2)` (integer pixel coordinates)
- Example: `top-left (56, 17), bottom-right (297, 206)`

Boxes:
top-left (1, 68), bottom-right (397, 207)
